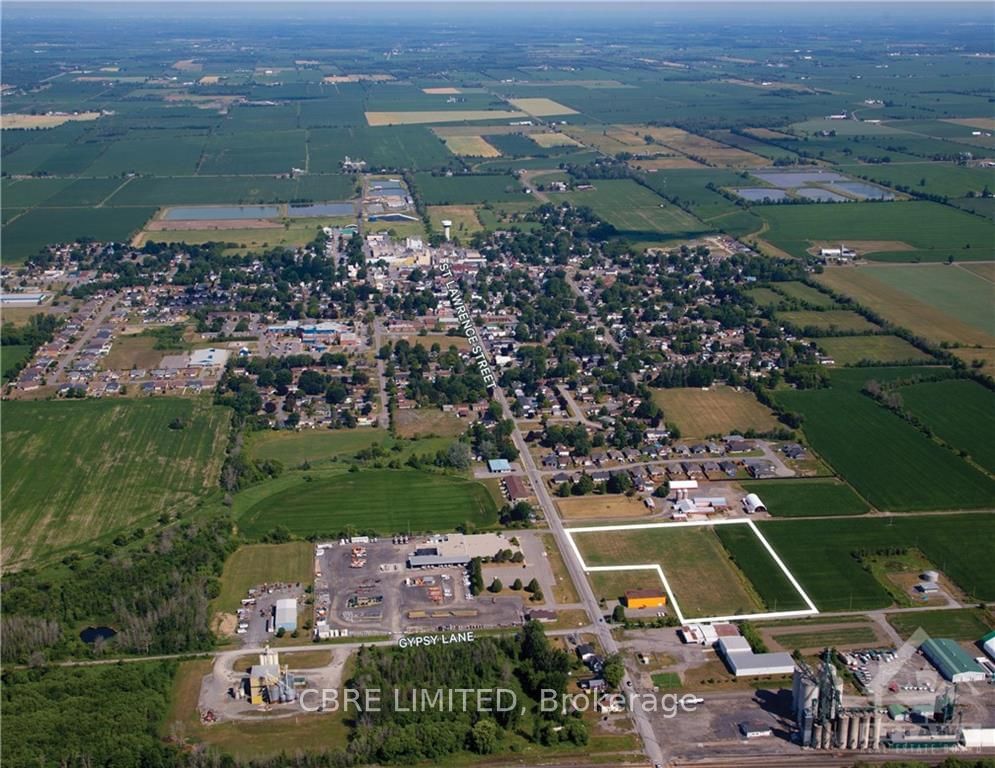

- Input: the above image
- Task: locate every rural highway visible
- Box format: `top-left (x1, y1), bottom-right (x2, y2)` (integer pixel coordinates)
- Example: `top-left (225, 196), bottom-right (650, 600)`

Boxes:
top-left (493, 384), bottom-right (666, 767)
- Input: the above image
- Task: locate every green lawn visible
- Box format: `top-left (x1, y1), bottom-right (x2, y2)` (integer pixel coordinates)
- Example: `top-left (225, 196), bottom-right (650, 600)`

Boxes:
top-left (760, 201), bottom-right (995, 262)
top-left (247, 428), bottom-right (392, 467)
top-left (651, 672), bottom-right (683, 689)
top-left (897, 378), bottom-right (995, 473)
top-left (886, 608), bottom-right (994, 641)
top-left (1, 398), bottom-right (230, 566)
top-left (758, 515), bottom-right (995, 610)
top-left (775, 367), bottom-right (995, 512)
top-left (213, 542), bottom-right (314, 613)
top-left (741, 479), bottom-right (869, 517)
top-left (237, 468), bottom-right (498, 538)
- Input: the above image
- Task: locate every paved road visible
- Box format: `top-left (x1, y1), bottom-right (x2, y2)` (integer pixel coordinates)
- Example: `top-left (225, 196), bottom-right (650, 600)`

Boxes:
top-left (557, 384), bottom-right (601, 429)
top-left (372, 318), bottom-right (390, 428)
top-left (50, 295), bottom-right (117, 384)
top-left (493, 384), bottom-right (666, 767)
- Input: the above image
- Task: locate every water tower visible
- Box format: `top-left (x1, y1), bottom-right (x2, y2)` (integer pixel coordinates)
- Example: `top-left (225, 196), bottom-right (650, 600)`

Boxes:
top-left (441, 219), bottom-right (453, 240)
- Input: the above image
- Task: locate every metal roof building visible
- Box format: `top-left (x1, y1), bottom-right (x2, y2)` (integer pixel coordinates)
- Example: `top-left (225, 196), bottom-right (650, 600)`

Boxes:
top-left (718, 636), bottom-right (795, 678)
top-left (983, 630), bottom-right (995, 663)
top-left (920, 638), bottom-right (986, 683)
top-left (274, 598), bottom-right (298, 632)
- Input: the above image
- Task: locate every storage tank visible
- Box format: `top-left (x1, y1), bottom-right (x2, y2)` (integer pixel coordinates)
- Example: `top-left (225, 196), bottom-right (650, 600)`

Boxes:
top-left (836, 715), bottom-right (848, 747)
top-left (821, 720), bottom-right (832, 749)
top-left (847, 715), bottom-right (861, 749)
top-left (812, 723), bottom-right (824, 749)
top-left (873, 714), bottom-right (882, 749)
top-left (860, 713), bottom-right (871, 749)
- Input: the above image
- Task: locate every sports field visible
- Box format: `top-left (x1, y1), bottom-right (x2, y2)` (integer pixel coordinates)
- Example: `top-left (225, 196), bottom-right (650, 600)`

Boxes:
top-left (776, 368), bottom-right (995, 512)
top-left (651, 386), bottom-right (780, 437)
top-left (574, 524), bottom-right (774, 618)
top-left (740, 479), bottom-right (869, 518)
top-left (213, 542), bottom-right (314, 614)
top-left (777, 310), bottom-right (879, 334)
top-left (816, 266), bottom-right (995, 348)
top-left (814, 335), bottom-right (933, 365)
top-left (757, 514), bottom-right (995, 609)
top-left (553, 179), bottom-right (707, 240)
top-left (760, 201), bottom-right (995, 262)
top-left (897, 378), bottom-right (995, 473)
top-left (1, 398), bottom-right (230, 566)
top-left (237, 468), bottom-right (498, 538)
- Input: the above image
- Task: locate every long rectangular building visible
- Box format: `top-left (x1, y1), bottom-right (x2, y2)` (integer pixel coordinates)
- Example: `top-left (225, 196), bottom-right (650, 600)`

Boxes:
top-left (921, 638), bottom-right (987, 683)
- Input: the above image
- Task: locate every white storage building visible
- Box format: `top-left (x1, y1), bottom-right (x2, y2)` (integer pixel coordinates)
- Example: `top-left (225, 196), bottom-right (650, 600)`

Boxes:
top-left (718, 636), bottom-right (795, 678)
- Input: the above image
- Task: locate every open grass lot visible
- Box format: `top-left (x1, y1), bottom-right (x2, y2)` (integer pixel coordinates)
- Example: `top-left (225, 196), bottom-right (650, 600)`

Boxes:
top-left (775, 367), bottom-right (995, 512)
top-left (886, 608), bottom-right (994, 642)
top-left (814, 335), bottom-right (933, 365)
top-left (556, 495), bottom-right (652, 520)
top-left (897, 378), bottom-right (995, 473)
top-left (760, 201), bottom-right (995, 262)
top-left (1, 345), bottom-right (32, 382)
top-left (775, 281), bottom-right (837, 307)
top-left (213, 542), bottom-right (313, 613)
top-left (540, 533), bottom-right (581, 604)
top-left (413, 172), bottom-right (529, 205)
top-left (816, 266), bottom-right (995, 348)
top-left (741, 479), bottom-right (869, 518)
top-left (651, 386), bottom-right (780, 437)
top-left (1, 398), bottom-right (230, 566)
top-left (426, 204), bottom-right (483, 237)
top-left (745, 286), bottom-right (784, 308)
top-left (392, 408), bottom-right (466, 438)
top-left (758, 514), bottom-right (995, 610)
top-left (857, 264), bottom-right (995, 337)
top-left (238, 468), bottom-right (497, 538)
top-left (575, 525), bottom-right (767, 617)
top-left (103, 333), bottom-right (166, 370)
top-left (247, 428), bottom-right (391, 467)
top-left (777, 310), bottom-right (879, 334)
top-left (552, 179), bottom-right (707, 240)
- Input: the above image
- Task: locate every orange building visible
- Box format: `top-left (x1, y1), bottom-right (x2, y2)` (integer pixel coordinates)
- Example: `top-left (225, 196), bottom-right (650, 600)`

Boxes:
top-left (624, 589), bottom-right (668, 609)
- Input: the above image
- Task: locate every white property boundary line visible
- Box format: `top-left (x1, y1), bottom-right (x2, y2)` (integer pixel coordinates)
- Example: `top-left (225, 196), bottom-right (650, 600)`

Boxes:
top-left (563, 518), bottom-right (818, 625)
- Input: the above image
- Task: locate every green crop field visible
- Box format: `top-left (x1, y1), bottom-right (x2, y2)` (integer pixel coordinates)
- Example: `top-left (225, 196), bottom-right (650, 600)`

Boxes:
top-left (1, 398), bottom-right (230, 567)
top-left (2, 206), bottom-right (156, 263)
top-left (814, 335), bottom-right (933, 365)
top-left (713, 524), bottom-right (810, 612)
top-left (759, 201), bottom-right (995, 262)
top-left (778, 310), bottom-right (879, 334)
top-left (757, 515), bottom-right (995, 610)
top-left (412, 173), bottom-right (529, 204)
top-left (214, 542), bottom-right (314, 614)
top-left (113, 174), bottom-right (357, 206)
top-left (775, 367), bottom-right (995, 511)
top-left (897, 378), bottom-right (995, 473)
top-left (741, 479), bottom-right (869, 517)
top-left (771, 626), bottom-right (879, 650)
top-left (237, 468), bottom-right (497, 538)
top-left (839, 162), bottom-right (995, 199)
top-left (857, 264), bottom-right (995, 337)
top-left (552, 179), bottom-right (708, 240)
top-left (886, 608), bottom-right (994, 641)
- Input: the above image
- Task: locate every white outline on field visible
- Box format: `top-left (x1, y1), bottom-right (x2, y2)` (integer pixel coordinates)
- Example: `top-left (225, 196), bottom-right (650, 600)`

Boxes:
top-left (564, 518), bottom-right (818, 625)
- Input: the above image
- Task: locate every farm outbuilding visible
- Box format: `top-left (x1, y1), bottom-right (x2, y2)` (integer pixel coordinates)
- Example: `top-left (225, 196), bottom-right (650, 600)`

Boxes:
top-left (742, 493), bottom-right (767, 514)
top-left (274, 598), bottom-right (298, 632)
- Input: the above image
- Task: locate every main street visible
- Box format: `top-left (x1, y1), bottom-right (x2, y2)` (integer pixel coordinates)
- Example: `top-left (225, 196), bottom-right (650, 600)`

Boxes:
top-left (493, 384), bottom-right (666, 767)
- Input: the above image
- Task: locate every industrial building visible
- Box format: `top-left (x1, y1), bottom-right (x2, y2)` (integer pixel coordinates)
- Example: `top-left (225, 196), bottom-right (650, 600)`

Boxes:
top-left (920, 638), bottom-right (987, 682)
top-left (245, 646), bottom-right (299, 705)
top-left (623, 589), bottom-right (667, 609)
top-left (274, 598), bottom-right (298, 632)
top-left (717, 636), bottom-right (795, 677)
top-left (406, 533), bottom-right (520, 568)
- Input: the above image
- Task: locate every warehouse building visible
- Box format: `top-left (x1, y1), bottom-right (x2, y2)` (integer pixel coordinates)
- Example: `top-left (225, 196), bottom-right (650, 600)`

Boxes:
top-left (920, 637), bottom-right (987, 683)
top-left (718, 636), bottom-right (795, 678)
top-left (274, 598), bottom-right (298, 632)
top-left (982, 630), bottom-right (995, 663)
top-left (407, 533), bottom-right (520, 568)
top-left (624, 589), bottom-right (667, 609)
